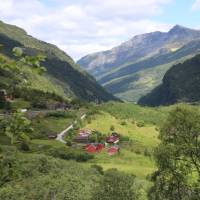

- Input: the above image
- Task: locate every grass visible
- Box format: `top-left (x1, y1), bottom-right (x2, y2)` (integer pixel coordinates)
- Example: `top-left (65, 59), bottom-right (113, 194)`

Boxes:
top-left (31, 115), bottom-right (74, 139)
top-left (31, 139), bottom-right (66, 148)
top-left (83, 110), bottom-right (159, 181)
top-left (98, 102), bottom-right (172, 125)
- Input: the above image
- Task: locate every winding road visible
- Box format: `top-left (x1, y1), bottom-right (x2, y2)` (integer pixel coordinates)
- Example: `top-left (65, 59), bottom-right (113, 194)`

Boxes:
top-left (56, 114), bottom-right (86, 143)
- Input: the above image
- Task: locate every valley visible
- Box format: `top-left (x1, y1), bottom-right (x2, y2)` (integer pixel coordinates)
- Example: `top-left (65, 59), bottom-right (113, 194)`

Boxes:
top-left (0, 13), bottom-right (200, 200)
top-left (78, 26), bottom-right (200, 102)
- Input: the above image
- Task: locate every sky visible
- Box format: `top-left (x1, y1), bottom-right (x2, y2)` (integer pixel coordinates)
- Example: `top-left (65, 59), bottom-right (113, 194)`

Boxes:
top-left (0, 0), bottom-right (200, 60)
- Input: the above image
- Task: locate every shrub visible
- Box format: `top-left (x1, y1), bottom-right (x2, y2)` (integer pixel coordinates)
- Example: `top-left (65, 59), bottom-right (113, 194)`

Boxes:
top-left (144, 148), bottom-right (151, 157)
top-left (110, 125), bottom-right (115, 131)
top-left (120, 135), bottom-right (130, 142)
top-left (92, 169), bottom-right (140, 200)
top-left (91, 165), bottom-right (104, 175)
top-left (89, 131), bottom-right (105, 143)
top-left (136, 120), bottom-right (145, 127)
top-left (135, 149), bottom-right (142, 154)
top-left (120, 121), bottom-right (127, 126)
top-left (20, 142), bottom-right (30, 151)
top-left (46, 111), bottom-right (75, 119)
top-left (48, 147), bottom-right (94, 162)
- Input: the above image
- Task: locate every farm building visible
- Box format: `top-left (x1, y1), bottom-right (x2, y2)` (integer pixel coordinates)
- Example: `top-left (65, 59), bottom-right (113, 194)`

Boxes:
top-left (85, 144), bottom-right (96, 153)
top-left (48, 134), bottom-right (57, 139)
top-left (74, 129), bottom-right (91, 143)
top-left (96, 143), bottom-right (104, 152)
top-left (85, 143), bottom-right (104, 153)
top-left (106, 133), bottom-right (119, 144)
top-left (79, 129), bottom-right (91, 136)
top-left (108, 146), bottom-right (120, 155)
top-left (74, 134), bottom-right (89, 143)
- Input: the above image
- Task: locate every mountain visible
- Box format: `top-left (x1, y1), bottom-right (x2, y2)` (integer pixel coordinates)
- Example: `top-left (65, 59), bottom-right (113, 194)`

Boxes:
top-left (78, 25), bottom-right (200, 102)
top-left (0, 20), bottom-right (117, 102)
top-left (138, 54), bottom-right (200, 106)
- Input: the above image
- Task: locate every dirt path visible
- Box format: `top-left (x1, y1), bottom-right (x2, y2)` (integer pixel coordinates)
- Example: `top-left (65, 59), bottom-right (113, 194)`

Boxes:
top-left (56, 114), bottom-right (86, 143)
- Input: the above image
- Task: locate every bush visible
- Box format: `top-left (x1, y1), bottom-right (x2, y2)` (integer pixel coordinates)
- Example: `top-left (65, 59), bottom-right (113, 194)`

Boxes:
top-left (120, 135), bottom-right (130, 142)
top-left (48, 147), bottom-right (94, 162)
top-left (136, 120), bottom-right (145, 127)
top-left (110, 125), bottom-right (115, 131)
top-left (120, 121), bottom-right (127, 126)
top-left (92, 169), bottom-right (140, 200)
top-left (91, 165), bottom-right (104, 175)
top-left (46, 111), bottom-right (75, 119)
top-left (20, 142), bottom-right (30, 151)
top-left (10, 99), bottom-right (31, 111)
top-left (89, 131), bottom-right (105, 143)
top-left (144, 148), bottom-right (151, 157)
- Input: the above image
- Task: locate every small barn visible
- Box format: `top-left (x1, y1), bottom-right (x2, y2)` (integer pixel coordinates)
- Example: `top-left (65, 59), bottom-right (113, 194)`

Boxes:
top-left (108, 146), bottom-right (120, 155)
top-left (85, 144), bottom-right (97, 153)
top-left (74, 135), bottom-right (89, 143)
top-left (106, 134), bottom-right (119, 144)
top-left (48, 134), bottom-right (57, 139)
top-left (74, 129), bottom-right (91, 143)
top-left (85, 143), bottom-right (104, 153)
top-left (96, 143), bottom-right (104, 152)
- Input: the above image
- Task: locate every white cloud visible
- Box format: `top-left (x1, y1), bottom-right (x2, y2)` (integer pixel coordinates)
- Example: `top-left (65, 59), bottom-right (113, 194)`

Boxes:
top-left (0, 0), bottom-right (172, 60)
top-left (191, 0), bottom-right (200, 11)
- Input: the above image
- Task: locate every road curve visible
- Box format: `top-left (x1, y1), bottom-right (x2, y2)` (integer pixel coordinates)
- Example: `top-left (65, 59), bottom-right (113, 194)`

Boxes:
top-left (56, 114), bottom-right (86, 143)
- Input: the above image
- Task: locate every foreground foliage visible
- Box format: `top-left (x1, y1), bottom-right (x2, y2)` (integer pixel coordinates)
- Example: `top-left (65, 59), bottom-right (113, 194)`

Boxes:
top-left (149, 106), bottom-right (200, 200)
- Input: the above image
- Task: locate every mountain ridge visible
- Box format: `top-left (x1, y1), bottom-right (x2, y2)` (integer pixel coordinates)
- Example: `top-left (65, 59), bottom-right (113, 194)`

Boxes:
top-left (78, 25), bottom-right (200, 102)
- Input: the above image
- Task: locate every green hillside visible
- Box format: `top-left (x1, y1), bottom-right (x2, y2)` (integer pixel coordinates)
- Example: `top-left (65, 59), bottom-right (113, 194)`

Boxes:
top-left (139, 54), bottom-right (200, 106)
top-left (0, 21), bottom-right (117, 102)
top-left (101, 41), bottom-right (200, 102)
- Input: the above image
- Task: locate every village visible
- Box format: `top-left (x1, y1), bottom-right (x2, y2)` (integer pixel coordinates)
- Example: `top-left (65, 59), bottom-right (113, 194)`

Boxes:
top-left (74, 129), bottom-right (120, 155)
top-left (0, 89), bottom-right (121, 156)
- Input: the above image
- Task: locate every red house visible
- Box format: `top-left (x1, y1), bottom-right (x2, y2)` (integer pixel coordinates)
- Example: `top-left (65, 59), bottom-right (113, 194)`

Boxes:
top-left (108, 146), bottom-right (120, 155)
top-left (85, 144), bottom-right (97, 153)
top-left (96, 143), bottom-right (104, 152)
top-left (85, 143), bottom-right (104, 153)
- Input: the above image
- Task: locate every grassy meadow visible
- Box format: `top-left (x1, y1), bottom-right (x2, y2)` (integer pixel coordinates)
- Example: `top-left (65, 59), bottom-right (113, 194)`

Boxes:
top-left (83, 103), bottom-right (200, 183)
top-left (84, 111), bottom-right (158, 179)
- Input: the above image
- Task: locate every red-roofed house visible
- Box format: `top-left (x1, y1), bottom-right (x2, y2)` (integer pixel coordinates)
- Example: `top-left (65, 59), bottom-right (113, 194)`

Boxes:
top-left (106, 135), bottom-right (119, 144)
top-left (108, 146), bottom-right (120, 155)
top-left (96, 143), bottom-right (104, 152)
top-left (74, 129), bottom-right (91, 143)
top-left (85, 143), bottom-right (105, 153)
top-left (85, 144), bottom-right (97, 153)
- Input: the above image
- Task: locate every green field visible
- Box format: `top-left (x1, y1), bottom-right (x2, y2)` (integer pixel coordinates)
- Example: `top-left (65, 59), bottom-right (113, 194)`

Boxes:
top-left (84, 111), bottom-right (158, 178)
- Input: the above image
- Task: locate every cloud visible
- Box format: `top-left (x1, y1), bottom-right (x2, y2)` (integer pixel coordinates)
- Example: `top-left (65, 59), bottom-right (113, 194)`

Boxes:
top-left (191, 0), bottom-right (200, 11)
top-left (0, 0), bottom-right (172, 60)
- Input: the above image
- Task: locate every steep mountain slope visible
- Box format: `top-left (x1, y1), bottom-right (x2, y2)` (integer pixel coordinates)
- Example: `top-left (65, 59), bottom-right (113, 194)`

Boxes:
top-left (78, 25), bottom-right (200, 102)
top-left (0, 20), bottom-right (117, 102)
top-left (138, 54), bottom-right (200, 106)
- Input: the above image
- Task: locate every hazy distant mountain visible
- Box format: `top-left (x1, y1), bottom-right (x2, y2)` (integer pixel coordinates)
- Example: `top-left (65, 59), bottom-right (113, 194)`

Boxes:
top-left (78, 25), bottom-right (200, 102)
top-left (138, 54), bottom-right (200, 106)
top-left (0, 20), bottom-right (117, 102)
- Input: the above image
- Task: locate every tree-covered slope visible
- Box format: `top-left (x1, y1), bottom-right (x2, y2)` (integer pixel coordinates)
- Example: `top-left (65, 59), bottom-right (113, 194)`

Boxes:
top-left (78, 25), bottom-right (200, 102)
top-left (0, 20), bottom-right (117, 102)
top-left (138, 54), bottom-right (200, 106)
